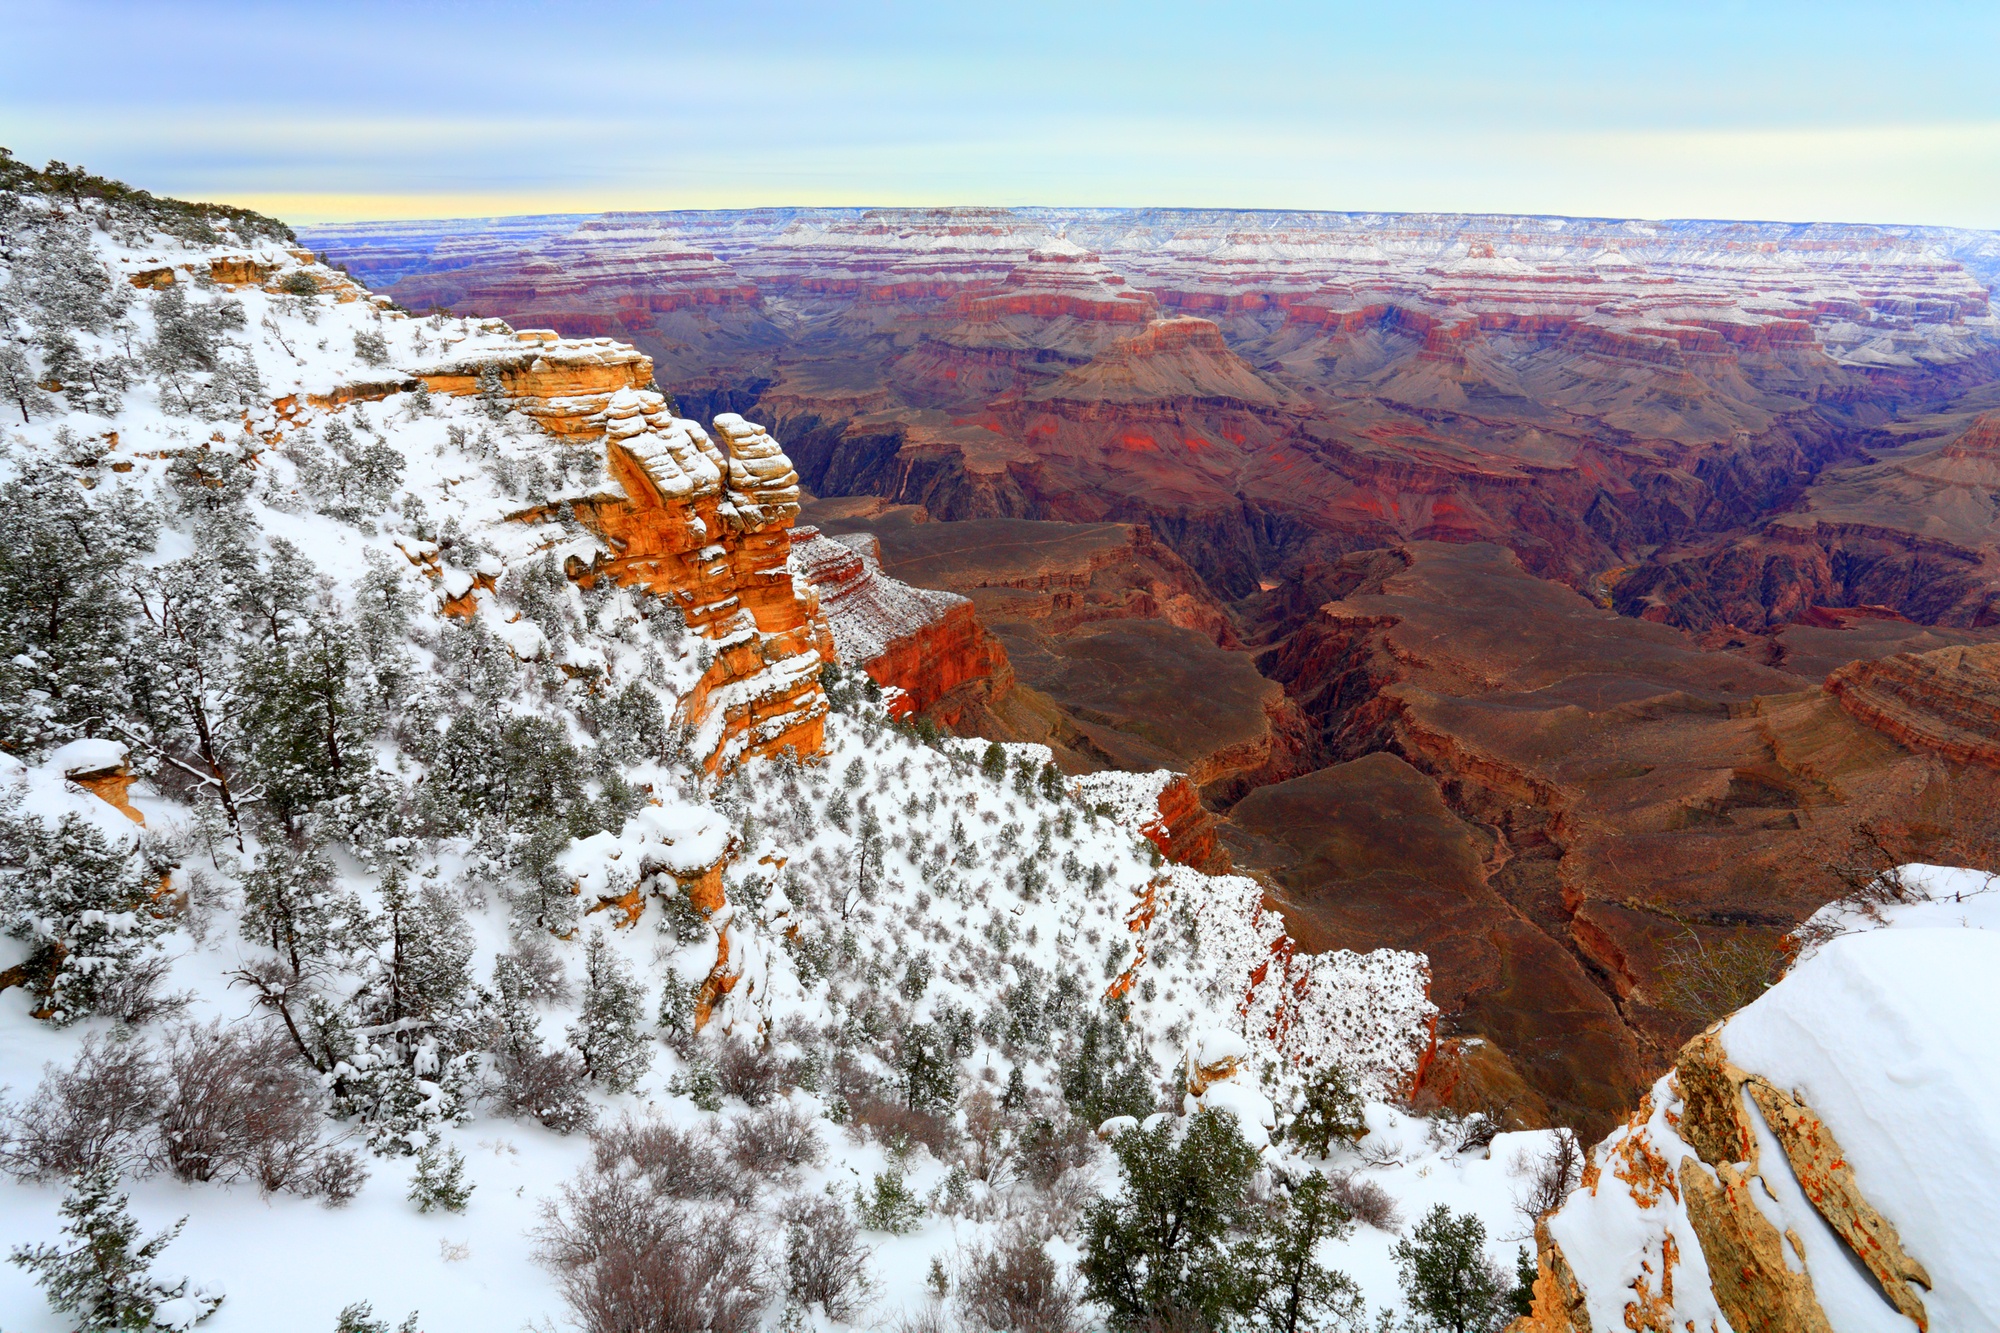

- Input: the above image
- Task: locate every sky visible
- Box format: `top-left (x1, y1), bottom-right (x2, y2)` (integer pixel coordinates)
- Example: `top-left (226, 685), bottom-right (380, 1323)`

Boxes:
top-left (3, 0), bottom-right (1998, 229)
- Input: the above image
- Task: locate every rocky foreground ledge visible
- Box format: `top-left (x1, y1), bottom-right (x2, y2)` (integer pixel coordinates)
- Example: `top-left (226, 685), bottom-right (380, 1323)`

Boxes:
top-left (1516, 864), bottom-right (2000, 1331)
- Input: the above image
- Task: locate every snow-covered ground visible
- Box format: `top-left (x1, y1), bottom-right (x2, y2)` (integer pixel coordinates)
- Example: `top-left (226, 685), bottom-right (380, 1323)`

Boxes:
top-left (0, 169), bottom-right (1563, 1332)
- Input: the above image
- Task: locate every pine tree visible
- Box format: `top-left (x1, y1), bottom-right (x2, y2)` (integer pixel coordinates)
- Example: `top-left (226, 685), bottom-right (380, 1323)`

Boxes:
top-left (1059, 1008), bottom-right (1156, 1128)
top-left (370, 867), bottom-right (474, 1030)
top-left (0, 339), bottom-right (52, 422)
top-left (0, 810), bottom-right (169, 1025)
top-left (127, 556), bottom-right (251, 843)
top-left (239, 840), bottom-right (371, 975)
top-left (238, 609), bottom-right (365, 823)
top-left (567, 929), bottom-right (650, 1091)
top-left (1392, 1205), bottom-right (1512, 1333)
top-left (334, 1301), bottom-right (420, 1333)
top-left (1080, 1111), bottom-right (1265, 1332)
top-left (8, 1165), bottom-right (224, 1332)
top-left (897, 1021), bottom-right (959, 1114)
top-left (22, 220), bottom-right (123, 336)
top-left (1288, 1062), bottom-right (1369, 1158)
top-left (1237, 1174), bottom-right (1363, 1333)
top-left (407, 1134), bottom-right (472, 1213)
top-left (477, 362), bottom-right (507, 419)
top-left (980, 742), bottom-right (1007, 784)
top-left (1038, 760), bottom-right (1068, 803)
top-left (0, 460), bottom-right (146, 752)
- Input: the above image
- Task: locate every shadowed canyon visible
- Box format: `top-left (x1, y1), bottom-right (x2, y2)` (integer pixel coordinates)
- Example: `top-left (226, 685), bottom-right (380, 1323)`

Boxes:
top-left (304, 206), bottom-right (2000, 1132)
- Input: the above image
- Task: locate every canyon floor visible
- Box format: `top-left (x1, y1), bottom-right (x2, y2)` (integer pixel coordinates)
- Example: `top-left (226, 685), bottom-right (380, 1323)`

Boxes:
top-left (305, 206), bottom-right (2000, 1133)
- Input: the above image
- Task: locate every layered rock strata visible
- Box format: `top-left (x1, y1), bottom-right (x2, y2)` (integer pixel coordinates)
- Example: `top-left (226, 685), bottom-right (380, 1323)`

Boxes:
top-left (788, 526), bottom-right (1009, 721)
top-left (560, 394), bottom-right (828, 772)
top-left (1826, 641), bottom-right (2000, 768)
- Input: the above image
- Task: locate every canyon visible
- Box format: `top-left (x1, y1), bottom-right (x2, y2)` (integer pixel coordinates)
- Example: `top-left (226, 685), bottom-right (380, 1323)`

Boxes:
top-left (305, 206), bottom-right (2000, 1132)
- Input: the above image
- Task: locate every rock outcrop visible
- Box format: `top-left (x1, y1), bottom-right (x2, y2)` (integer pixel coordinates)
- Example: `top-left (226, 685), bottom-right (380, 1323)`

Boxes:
top-left (1827, 641), bottom-right (2000, 768)
top-left (558, 395), bottom-right (828, 772)
top-left (1518, 866), bottom-right (2000, 1333)
top-left (788, 526), bottom-right (1009, 722)
top-left (1072, 769), bottom-right (1230, 873)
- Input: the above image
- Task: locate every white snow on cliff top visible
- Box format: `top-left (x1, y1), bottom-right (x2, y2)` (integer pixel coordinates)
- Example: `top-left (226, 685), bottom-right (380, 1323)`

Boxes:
top-left (1550, 864), bottom-right (2000, 1333)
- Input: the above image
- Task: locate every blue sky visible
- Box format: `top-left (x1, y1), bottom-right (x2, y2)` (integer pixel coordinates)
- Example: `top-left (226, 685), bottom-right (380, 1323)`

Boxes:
top-left (4, 0), bottom-right (1998, 226)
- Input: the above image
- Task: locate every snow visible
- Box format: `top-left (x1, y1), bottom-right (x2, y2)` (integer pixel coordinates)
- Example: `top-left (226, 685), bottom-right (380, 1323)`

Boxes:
top-left (46, 737), bottom-right (129, 776)
top-left (0, 188), bottom-right (1540, 1333)
top-left (1546, 865), bottom-right (2000, 1330)
top-left (1724, 928), bottom-right (2000, 1329)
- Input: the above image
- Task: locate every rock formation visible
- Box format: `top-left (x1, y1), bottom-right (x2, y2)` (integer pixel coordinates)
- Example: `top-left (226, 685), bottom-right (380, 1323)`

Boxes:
top-left (1517, 866), bottom-right (2000, 1332)
top-left (1826, 641), bottom-right (2000, 768)
top-left (557, 395), bottom-right (828, 772)
top-left (1072, 769), bottom-right (1230, 873)
top-left (788, 526), bottom-right (1009, 722)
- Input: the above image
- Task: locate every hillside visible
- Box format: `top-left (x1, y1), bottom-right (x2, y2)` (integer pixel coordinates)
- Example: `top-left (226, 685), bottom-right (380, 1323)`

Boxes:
top-left (0, 159), bottom-right (1570, 1333)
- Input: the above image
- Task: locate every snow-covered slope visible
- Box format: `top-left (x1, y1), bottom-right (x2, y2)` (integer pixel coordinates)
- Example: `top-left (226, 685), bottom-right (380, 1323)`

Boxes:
top-left (0, 160), bottom-right (1582, 1332)
top-left (1522, 865), bottom-right (2000, 1332)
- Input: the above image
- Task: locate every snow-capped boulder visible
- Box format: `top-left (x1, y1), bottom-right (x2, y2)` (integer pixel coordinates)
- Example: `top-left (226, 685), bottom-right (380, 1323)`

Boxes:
top-left (1520, 865), bottom-right (2000, 1333)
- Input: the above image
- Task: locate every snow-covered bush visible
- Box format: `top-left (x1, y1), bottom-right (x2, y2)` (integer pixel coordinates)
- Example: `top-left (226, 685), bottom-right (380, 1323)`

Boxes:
top-left (8, 1165), bottom-right (224, 1332)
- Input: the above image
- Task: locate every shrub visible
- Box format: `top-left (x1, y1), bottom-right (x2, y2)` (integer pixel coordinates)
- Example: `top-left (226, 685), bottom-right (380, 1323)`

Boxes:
top-left (956, 1230), bottom-right (1082, 1333)
top-left (0, 1033), bottom-right (163, 1181)
top-left (1017, 1111), bottom-right (1096, 1191)
top-left (1513, 1129), bottom-right (1583, 1227)
top-left (715, 1038), bottom-right (784, 1107)
top-left (857, 1169), bottom-right (924, 1234)
top-left (1326, 1171), bottom-right (1400, 1231)
top-left (590, 1114), bottom-right (735, 1201)
top-left (850, 1097), bottom-right (957, 1160)
top-left (535, 1167), bottom-right (765, 1333)
top-left (93, 954), bottom-right (191, 1028)
top-left (781, 1192), bottom-right (871, 1320)
top-left (1392, 1205), bottom-right (1515, 1333)
top-left (494, 1045), bottom-right (595, 1135)
top-left (724, 1102), bottom-right (824, 1177)
top-left (156, 1022), bottom-right (330, 1192)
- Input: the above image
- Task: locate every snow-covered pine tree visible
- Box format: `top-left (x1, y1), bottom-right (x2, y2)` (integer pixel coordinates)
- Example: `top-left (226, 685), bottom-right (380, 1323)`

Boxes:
top-left (0, 809), bottom-right (170, 1025)
top-left (568, 928), bottom-right (649, 1092)
top-left (0, 458), bottom-right (149, 751)
top-left (407, 1133), bottom-right (472, 1213)
top-left (238, 608), bottom-right (366, 824)
top-left (8, 1164), bottom-right (224, 1332)
top-left (0, 339), bottom-right (52, 422)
